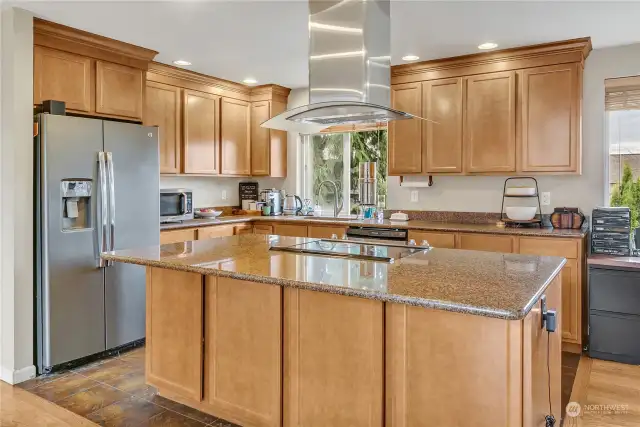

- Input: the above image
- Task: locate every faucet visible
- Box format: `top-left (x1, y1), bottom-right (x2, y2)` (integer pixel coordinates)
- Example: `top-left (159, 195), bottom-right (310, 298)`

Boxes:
top-left (316, 180), bottom-right (343, 217)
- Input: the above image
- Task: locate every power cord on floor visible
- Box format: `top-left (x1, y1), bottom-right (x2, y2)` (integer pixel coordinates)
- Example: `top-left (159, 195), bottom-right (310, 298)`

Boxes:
top-left (545, 330), bottom-right (556, 427)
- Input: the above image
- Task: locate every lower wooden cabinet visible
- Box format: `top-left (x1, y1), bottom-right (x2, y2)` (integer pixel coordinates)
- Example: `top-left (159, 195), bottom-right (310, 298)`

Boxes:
top-left (273, 224), bottom-right (308, 238)
top-left (284, 288), bottom-right (383, 427)
top-left (254, 224), bottom-right (274, 235)
top-left (160, 228), bottom-right (196, 245)
top-left (458, 233), bottom-right (514, 253)
top-left (198, 225), bottom-right (235, 240)
top-left (407, 230), bottom-right (455, 248)
top-left (234, 223), bottom-right (253, 234)
top-left (307, 225), bottom-right (347, 239)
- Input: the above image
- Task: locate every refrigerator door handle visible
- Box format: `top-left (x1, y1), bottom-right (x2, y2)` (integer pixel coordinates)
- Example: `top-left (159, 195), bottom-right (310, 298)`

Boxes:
top-left (98, 151), bottom-right (108, 268)
top-left (106, 152), bottom-right (116, 266)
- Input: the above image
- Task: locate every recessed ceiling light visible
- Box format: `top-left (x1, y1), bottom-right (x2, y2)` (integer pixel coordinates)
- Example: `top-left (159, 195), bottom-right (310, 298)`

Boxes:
top-left (402, 55), bottom-right (419, 61)
top-left (478, 42), bottom-right (498, 50)
top-left (243, 78), bottom-right (258, 85)
top-left (172, 60), bottom-right (191, 66)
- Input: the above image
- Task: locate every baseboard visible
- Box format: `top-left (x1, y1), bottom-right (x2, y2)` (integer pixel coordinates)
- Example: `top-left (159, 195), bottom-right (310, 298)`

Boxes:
top-left (0, 365), bottom-right (36, 385)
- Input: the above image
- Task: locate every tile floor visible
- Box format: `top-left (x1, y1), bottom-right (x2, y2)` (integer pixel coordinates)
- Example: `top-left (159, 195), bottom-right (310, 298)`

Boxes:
top-left (18, 347), bottom-right (582, 426)
top-left (18, 347), bottom-right (239, 427)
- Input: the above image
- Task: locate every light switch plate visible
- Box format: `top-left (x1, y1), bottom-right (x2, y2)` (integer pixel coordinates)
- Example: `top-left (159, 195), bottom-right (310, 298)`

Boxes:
top-left (541, 192), bottom-right (551, 206)
top-left (222, 190), bottom-right (228, 201)
top-left (410, 190), bottom-right (419, 203)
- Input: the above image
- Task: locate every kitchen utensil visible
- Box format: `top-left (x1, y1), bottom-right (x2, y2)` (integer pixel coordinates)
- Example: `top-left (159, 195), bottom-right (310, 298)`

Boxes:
top-left (283, 194), bottom-right (303, 216)
top-left (505, 206), bottom-right (537, 221)
top-left (262, 205), bottom-right (272, 216)
top-left (195, 209), bottom-right (223, 218)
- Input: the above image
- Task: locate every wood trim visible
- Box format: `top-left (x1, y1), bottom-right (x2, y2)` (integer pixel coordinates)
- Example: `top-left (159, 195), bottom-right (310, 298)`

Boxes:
top-left (250, 84), bottom-right (291, 103)
top-left (391, 37), bottom-right (592, 84)
top-left (33, 18), bottom-right (157, 70)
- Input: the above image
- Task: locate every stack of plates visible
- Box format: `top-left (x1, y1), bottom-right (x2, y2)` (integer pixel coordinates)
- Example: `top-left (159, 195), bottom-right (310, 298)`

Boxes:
top-left (591, 207), bottom-right (631, 256)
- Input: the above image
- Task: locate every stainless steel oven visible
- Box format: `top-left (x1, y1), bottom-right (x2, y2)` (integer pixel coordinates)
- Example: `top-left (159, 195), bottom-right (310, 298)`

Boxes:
top-left (160, 188), bottom-right (193, 223)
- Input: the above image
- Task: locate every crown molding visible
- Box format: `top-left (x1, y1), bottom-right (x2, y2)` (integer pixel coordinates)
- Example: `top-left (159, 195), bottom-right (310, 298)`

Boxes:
top-left (149, 62), bottom-right (251, 96)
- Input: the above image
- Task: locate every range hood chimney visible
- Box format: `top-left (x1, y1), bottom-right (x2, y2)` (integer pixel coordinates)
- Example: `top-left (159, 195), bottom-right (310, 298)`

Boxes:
top-left (261, 0), bottom-right (416, 134)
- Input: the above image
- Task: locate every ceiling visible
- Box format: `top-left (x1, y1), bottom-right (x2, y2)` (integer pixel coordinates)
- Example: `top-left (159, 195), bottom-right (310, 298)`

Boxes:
top-left (15, 0), bottom-right (640, 89)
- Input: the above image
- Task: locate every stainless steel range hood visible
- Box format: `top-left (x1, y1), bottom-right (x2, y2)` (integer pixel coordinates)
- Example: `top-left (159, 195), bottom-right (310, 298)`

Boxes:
top-left (261, 0), bottom-right (416, 134)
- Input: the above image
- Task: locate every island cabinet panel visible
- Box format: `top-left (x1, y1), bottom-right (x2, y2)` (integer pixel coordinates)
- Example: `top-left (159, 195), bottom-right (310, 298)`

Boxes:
top-left (183, 90), bottom-right (220, 174)
top-left (407, 230), bottom-right (455, 249)
top-left (519, 64), bottom-right (580, 173)
top-left (458, 233), bottom-right (514, 253)
top-left (198, 225), bottom-right (236, 240)
top-left (160, 228), bottom-right (196, 245)
top-left (464, 71), bottom-right (516, 173)
top-left (273, 224), bottom-right (308, 238)
top-left (146, 268), bottom-right (203, 401)
top-left (307, 225), bottom-right (347, 239)
top-left (385, 304), bottom-right (524, 427)
top-left (145, 81), bottom-right (181, 174)
top-left (253, 224), bottom-right (274, 235)
top-left (423, 78), bottom-right (463, 173)
top-left (95, 60), bottom-right (144, 120)
top-left (284, 289), bottom-right (383, 427)
top-left (221, 98), bottom-right (251, 176)
top-left (204, 277), bottom-right (282, 427)
top-left (388, 83), bottom-right (422, 175)
top-left (34, 46), bottom-right (92, 112)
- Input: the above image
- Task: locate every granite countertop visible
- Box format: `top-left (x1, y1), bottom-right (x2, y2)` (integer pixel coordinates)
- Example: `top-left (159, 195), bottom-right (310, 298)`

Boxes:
top-left (103, 234), bottom-right (566, 320)
top-left (588, 254), bottom-right (640, 270)
top-left (161, 215), bottom-right (588, 238)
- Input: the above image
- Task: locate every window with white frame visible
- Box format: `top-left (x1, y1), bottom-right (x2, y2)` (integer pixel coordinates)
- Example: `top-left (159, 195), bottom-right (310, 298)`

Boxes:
top-left (301, 130), bottom-right (388, 216)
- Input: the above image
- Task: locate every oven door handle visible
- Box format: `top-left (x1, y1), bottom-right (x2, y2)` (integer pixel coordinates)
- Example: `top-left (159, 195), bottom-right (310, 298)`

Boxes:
top-left (180, 192), bottom-right (188, 215)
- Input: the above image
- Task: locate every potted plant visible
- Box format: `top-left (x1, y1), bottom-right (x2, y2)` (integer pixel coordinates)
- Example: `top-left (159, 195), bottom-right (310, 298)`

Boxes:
top-left (610, 163), bottom-right (640, 249)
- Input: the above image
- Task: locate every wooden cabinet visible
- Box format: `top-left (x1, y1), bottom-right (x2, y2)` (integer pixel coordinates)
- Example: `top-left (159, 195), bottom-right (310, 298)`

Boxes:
top-left (254, 224), bottom-right (274, 235)
top-left (250, 101), bottom-right (287, 177)
top-left (160, 229), bottom-right (196, 245)
top-left (183, 90), bottom-right (220, 174)
top-left (464, 71), bottom-right (516, 173)
top-left (95, 60), bottom-right (143, 120)
top-left (307, 225), bottom-right (347, 239)
top-left (458, 233), bottom-right (514, 253)
top-left (234, 223), bottom-right (253, 235)
top-left (389, 83), bottom-right (423, 175)
top-left (146, 268), bottom-right (203, 401)
top-left (34, 46), bottom-right (92, 112)
top-left (407, 230), bottom-right (455, 249)
top-left (519, 64), bottom-right (580, 173)
top-left (198, 225), bottom-right (235, 240)
top-left (204, 277), bottom-right (281, 427)
top-left (284, 289), bottom-right (383, 427)
top-left (221, 98), bottom-right (251, 175)
top-left (559, 259), bottom-right (580, 344)
top-left (145, 82), bottom-right (181, 173)
top-left (273, 224), bottom-right (307, 238)
top-left (423, 78), bottom-right (463, 173)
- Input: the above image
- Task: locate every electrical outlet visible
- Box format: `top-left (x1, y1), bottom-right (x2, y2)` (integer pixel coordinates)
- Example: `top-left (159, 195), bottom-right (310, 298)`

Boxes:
top-left (410, 190), bottom-right (419, 203)
top-left (221, 190), bottom-right (227, 201)
top-left (541, 192), bottom-right (551, 206)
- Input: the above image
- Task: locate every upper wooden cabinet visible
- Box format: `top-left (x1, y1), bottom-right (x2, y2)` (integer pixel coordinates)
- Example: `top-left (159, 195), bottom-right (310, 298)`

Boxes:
top-left (519, 63), bottom-right (581, 173)
top-left (250, 100), bottom-right (288, 177)
top-left (183, 90), bottom-right (220, 175)
top-left (389, 83), bottom-right (423, 175)
top-left (464, 71), bottom-right (516, 173)
top-left (221, 98), bottom-right (251, 176)
top-left (144, 81), bottom-right (181, 173)
top-left (423, 78), bottom-right (463, 173)
top-left (95, 60), bottom-right (143, 119)
top-left (34, 46), bottom-right (92, 112)
top-left (33, 19), bottom-right (157, 121)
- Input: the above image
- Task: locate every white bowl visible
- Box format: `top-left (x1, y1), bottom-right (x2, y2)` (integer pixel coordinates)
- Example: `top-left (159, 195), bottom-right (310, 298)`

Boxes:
top-left (196, 210), bottom-right (223, 218)
top-left (505, 187), bottom-right (536, 196)
top-left (505, 206), bottom-right (537, 221)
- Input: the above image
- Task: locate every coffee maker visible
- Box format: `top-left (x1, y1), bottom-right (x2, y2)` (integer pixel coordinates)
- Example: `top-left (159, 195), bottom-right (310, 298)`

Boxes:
top-left (259, 189), bottom-right (283, 216)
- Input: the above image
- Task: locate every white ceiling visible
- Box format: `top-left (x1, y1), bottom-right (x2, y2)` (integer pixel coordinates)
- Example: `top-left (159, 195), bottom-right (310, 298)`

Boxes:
top-left (15, 0), bottom-right (640, 89)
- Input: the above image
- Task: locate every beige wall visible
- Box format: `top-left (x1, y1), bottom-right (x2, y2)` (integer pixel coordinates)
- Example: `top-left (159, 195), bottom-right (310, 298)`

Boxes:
top-left (385, 43), bottom-right (640, 215)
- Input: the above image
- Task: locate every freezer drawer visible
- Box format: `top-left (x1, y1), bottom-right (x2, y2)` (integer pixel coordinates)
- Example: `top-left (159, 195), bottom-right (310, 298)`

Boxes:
top-left (589, 268), bottom-right (640, 316)
top-left (589, 312), bottom-right (640, 364)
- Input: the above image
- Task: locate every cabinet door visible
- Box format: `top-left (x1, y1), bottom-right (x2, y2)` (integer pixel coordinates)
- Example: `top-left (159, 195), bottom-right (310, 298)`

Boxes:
top-left (183, 90), bottom-right (220, 174)
top-left (198, 225), bottom-right (235, 240)
top-left (221, 98), bottom-right (251, 175)
top-left (234, 223), bottom-right (253, 235)
top-left (146, 267), bottom-right (203, 401)
top-left (270, 101), bottom-right (288, 178)
top-left (160, 229), bottom-right (196, 245)
top-left (95, 60), bottom-right (143, 120)
top-left (273, 224), bottom-right (308, 238)
top-left (254, 224), bottom-right (274, 235)
top-left (423, 78), bottom-right (463, 173)
top-left (145, 82), bottom-right (181, 173)
top-left (520, 64), bottom-right (580, 173)
top-left (389, 83), bottom-right (422, 175)
top-left (205, 277), bottom-right (282, 427)
top-left (464, 72), bottom-right (516, 173)
top-left (251, 101), bottom-right (271, 176)
top-left (284, 289), bottom-right (383, 427)
top-left (560, 259), bottom-right (580, 344)
top-left (34, 46), bottom-right (91, 112)
top-left (458, 233), bottom-right (514, 253)
top-left (407, 231), bottom-right (455, 249)
top-left (307, 226), bottom-right (347, 239)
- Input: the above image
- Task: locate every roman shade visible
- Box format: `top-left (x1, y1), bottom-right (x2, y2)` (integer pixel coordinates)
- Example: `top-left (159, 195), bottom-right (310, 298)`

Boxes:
top-left (605, 76), bottom-right (640, 111)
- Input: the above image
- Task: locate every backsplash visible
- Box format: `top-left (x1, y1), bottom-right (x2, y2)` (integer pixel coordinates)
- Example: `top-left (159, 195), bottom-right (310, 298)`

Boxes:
top-left (160, 176), bottom-right (285, 208)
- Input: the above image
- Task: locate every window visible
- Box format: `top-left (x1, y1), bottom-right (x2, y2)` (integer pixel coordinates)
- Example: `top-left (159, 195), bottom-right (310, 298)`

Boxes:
top-left (302, 130), bottom-right (388, 216)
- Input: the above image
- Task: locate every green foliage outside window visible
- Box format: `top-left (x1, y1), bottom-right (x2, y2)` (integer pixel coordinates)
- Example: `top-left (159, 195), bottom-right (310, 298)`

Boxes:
top-left (610, 162), bottom-right (640, 229)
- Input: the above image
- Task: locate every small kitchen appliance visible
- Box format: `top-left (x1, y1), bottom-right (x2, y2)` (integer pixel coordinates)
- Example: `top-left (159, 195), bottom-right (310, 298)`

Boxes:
top-left (259, 189), bottom-right (283, 216)
top-left (160, 189), bottom-right (193, 223)
top-left (283, 194), bottom-right (303, 216)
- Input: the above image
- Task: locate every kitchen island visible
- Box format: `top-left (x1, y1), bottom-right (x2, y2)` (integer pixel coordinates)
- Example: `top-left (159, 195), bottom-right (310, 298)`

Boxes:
top-left (103, 234), bottom-right (565, 427)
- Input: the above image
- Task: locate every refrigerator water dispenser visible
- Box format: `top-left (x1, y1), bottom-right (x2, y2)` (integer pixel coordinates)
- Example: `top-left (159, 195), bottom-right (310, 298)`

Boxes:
top-left (61, 179), bottom-right (92, 231)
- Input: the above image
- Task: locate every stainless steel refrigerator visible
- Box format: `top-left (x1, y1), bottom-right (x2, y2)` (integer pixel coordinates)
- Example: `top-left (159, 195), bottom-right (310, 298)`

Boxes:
top-left (35, 114), bottom-right (159, 373)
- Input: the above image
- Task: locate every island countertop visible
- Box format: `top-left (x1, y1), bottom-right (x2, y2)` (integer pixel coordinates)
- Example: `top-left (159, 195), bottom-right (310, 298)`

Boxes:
top-left (102, 234), bottom-right (565, 320)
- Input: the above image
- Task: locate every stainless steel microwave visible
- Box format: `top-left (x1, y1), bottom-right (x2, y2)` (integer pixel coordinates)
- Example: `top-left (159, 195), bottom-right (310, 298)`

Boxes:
top-left (160, 189), bottom-right (193, 223)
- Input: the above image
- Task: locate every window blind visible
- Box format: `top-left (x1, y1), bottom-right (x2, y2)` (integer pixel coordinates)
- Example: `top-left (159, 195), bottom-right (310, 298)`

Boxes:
top-left (605, 76), bottom-right (640, 111)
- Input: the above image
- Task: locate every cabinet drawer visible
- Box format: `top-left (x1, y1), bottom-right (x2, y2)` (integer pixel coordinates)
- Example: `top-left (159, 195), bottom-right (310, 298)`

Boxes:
top-left (233, 223), bottom-right (253, 235)
top-left (458, 233), bottom-right (513, 253)
top-left (590, 268), bottom-right (640, 316)
top-left (160, 229), bottom-right (196, 245)
top-left (307, 225), bottom-right (347, 239)
top-left (589, 312), bottom-right (640, 364)
top-left (408, 231), bottom-right (455, 249)
top-left (254, 224), bottom-right (273, 235)
top-left (273, 224), bottom-right (307, 238)
top-left (519, 237), bottom-right (578, 259)
top-left (198, 225), bottom-right (235, 240)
